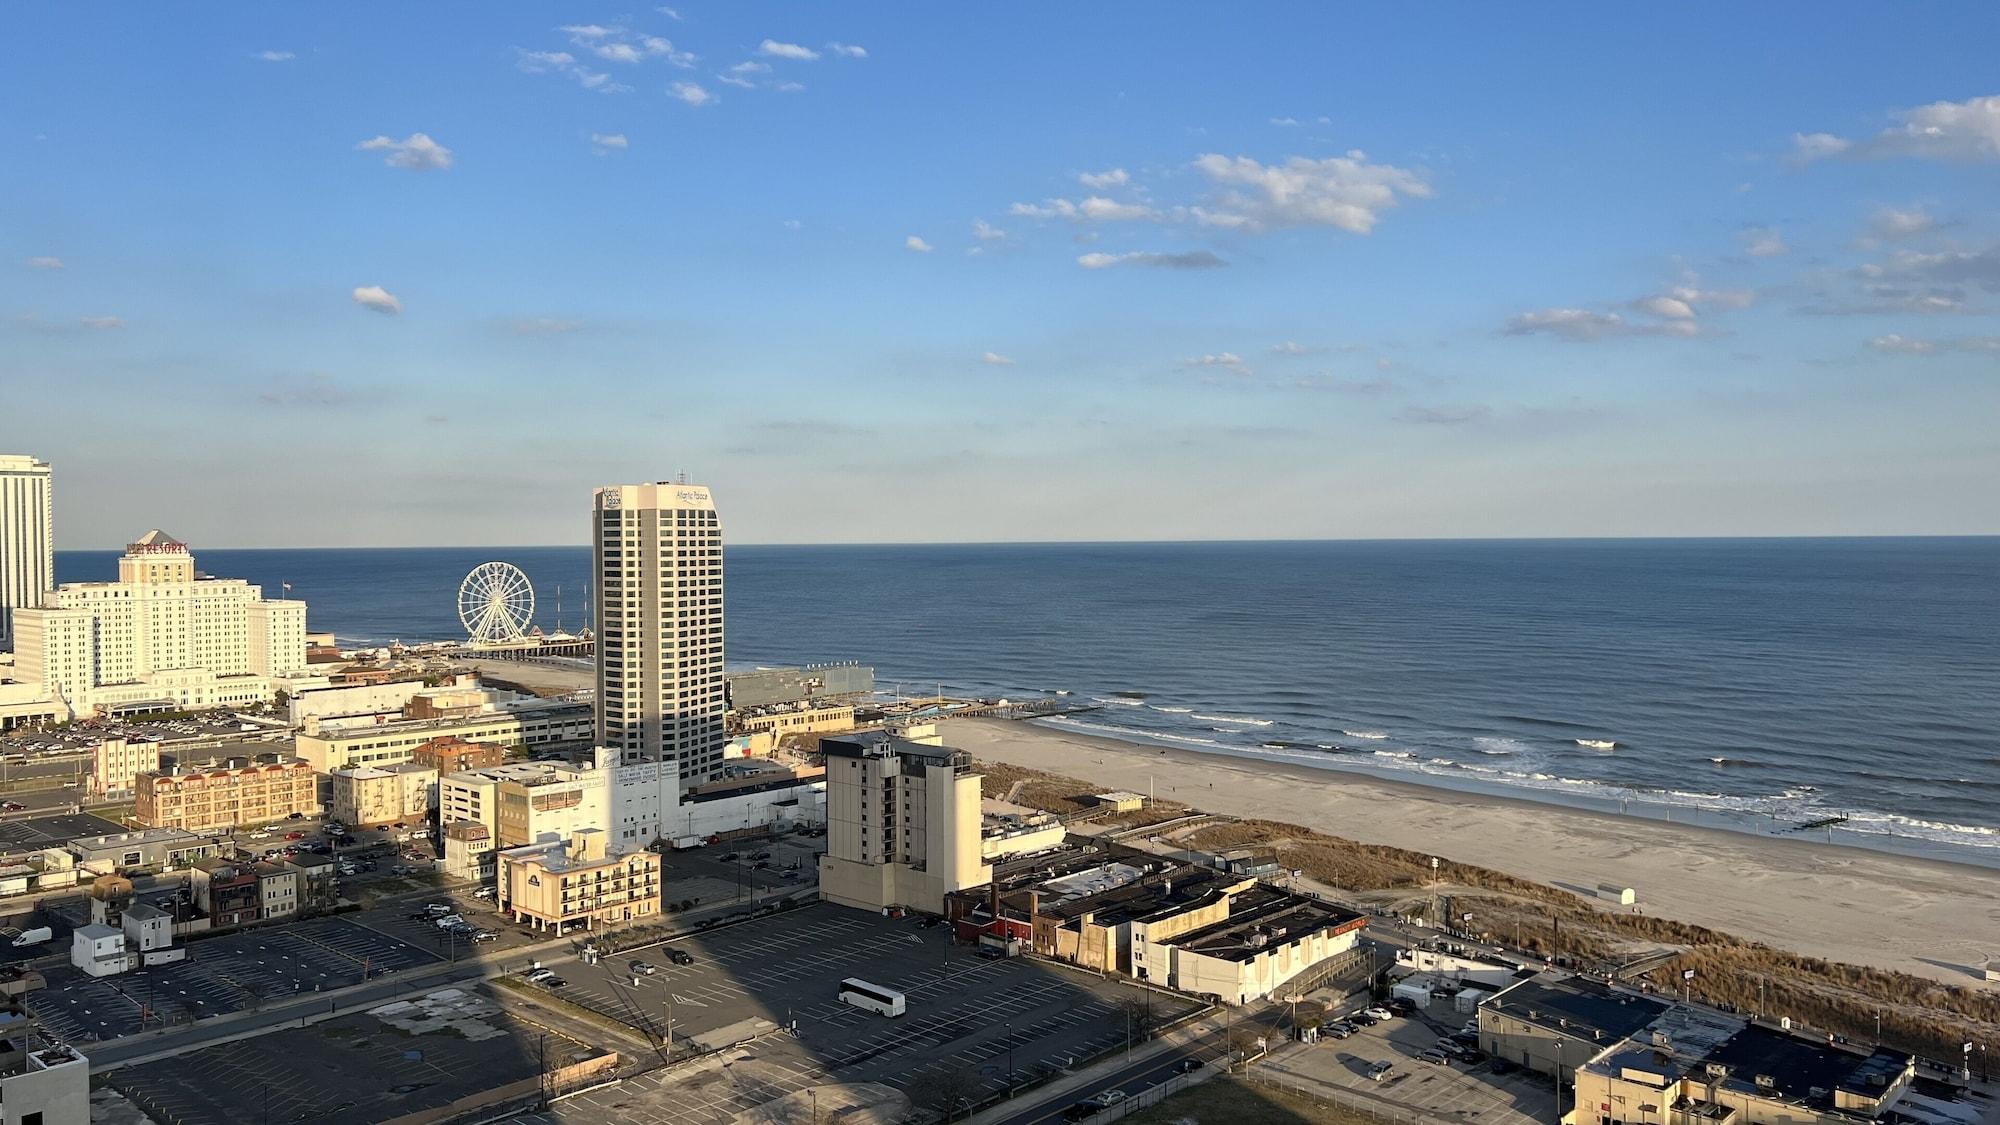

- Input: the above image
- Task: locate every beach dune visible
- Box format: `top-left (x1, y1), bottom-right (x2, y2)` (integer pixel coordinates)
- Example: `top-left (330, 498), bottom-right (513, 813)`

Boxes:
top-left (946, 716), bottom-right (2000, 988)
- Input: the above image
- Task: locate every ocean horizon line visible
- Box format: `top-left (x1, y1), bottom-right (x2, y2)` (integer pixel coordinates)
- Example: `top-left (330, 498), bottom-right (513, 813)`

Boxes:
top-left (55, 532), bottom-right (2000, 553)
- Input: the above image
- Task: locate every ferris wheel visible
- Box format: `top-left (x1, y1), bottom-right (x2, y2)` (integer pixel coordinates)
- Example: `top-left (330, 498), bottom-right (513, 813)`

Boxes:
top-left (458, 562), bottom-right (535, 646)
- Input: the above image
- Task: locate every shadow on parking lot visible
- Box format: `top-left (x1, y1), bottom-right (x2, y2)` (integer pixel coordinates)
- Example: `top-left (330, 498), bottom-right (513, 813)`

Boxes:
top-left (493, 895), bottom-right (1213, 1125)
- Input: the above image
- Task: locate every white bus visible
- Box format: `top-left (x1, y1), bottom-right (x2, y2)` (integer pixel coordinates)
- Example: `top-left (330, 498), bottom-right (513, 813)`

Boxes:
top-left (838, 978), bottom-right (906, 1017)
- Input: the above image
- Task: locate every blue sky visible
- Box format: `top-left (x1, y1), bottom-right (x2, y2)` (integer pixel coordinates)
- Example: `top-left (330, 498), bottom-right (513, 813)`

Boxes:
top-left (4, 4), bottom-right (1998, 548)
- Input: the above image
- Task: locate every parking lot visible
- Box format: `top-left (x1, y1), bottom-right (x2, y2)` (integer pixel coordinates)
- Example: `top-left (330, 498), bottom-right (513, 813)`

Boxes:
top-left (0, 810), bottom-right (122, 850)
top-left (27, 915), bottom-right (441, 1042)
top-left (654, 833), bottom-right (825, 907)
top-left (511, 900), bottom-right (1201, 1115)
top-left (1265, 997), bottom-right (1556, 1125)
top-left (110, 985), bottom-right (601, 1125)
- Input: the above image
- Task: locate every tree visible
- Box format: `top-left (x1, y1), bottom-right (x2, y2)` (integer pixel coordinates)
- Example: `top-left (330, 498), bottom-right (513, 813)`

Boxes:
top-left (1119, 996), bottom-right (1159, 1043)
top-left (905, 1064), bottom-right (981, 1122)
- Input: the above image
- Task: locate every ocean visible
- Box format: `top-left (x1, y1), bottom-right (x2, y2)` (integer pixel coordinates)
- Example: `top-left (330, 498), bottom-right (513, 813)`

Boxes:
top-left (54, 538), bottom-right (2000, 866)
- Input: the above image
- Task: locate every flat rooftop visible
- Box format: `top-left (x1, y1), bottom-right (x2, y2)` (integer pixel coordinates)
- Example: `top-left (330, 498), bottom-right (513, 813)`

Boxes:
top-left (1485, 972), bottom-right (1672, 1043)
top-left (1166, 889), bottom-right (1366, 961)
top-left (1704, 1023), bottom-right (1908, 1108)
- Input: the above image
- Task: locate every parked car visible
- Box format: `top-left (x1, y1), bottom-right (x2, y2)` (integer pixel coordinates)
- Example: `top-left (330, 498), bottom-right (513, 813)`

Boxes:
top-left (718, 852), bottom-right (739, 862)
top-left (1091, 1091), bottom-right (1128, 1107)
top-left (423, 903), bottom-right (452, 916)
top-left (751, 851), bottom-right (771, 861)
top-left (1419, 1049), bottom-right (1454, 1066)
top-left (287, 811), bottom-right (304, 819)
top-left (248, 830), bottom-right (271, 839)
top-left (284, 831), bottom-right (306, 840)
top-left (524, 968), bottom-right (556, 982)
top-left (470, 930), bottom-right (498, 943)
top-left (472, 888), bottom-right (495, 900)
top-left (435, 914), bottom-right (464, 928)
top-left (630, 960), bottom-right (658, 975)
top-left (542, 976), bottom-right (567, 988)
top-left (1489, 1058), bottom-right (1516, 1075)
top-left (1325, 1025), bottom-right (1354, 1040)
top-left (1061, 1103), bottom-right (1103, 1122)
top-left (976, 945), bottom-right (1007, 960)
top-left (1367, 1061), bottom-right (1394, 1082)
top-left (0, 801), bottom-right (25, 812)
top-left (663, 947), bottom-right (694, 965)
top-left (1171, 1059), bottom-right (1202, 1075)
top-left (1348, 1013), bottom-right (1377, 1027)
top-left (1364, 1006), bottom-right (1395, 1021)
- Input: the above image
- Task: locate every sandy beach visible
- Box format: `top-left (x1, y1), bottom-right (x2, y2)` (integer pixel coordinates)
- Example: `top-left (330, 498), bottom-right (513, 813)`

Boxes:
top-left (944, 716), bottom-right (2000, 988)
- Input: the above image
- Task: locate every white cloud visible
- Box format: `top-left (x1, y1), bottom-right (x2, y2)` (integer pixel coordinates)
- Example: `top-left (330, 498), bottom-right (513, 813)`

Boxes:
top-left (561, 24), bottom-right (617, 39)
top-left (1869, 206), bottom-right (1935, 240)
top-left (758, 39), bottom-right (820, 61)
top-left (729, 61), bottom-right (770, 76)
top-left (1739, 226), bottom-right (1787, 257)
top-left (78, 315), bottom-right (123, 330)
top-left (25, 256), bottom-right (63, 270)
top-left (1790, 132), bottom-right (1852, 162)
top-left (1866, 334), bottom-right (1935, 354)
top-left (1866, 333), bottom-right (2000, 355)
top-left (590, 132), bottom-right (628, 154)
top-left (981, 351), bottom-right (1015, 366)
top-left (255, 50), bottom-right (295, 62)
top-left (1188, 151), bottom-right (1430, 233)
top-left (670, 81), bottom-right (714, 107)
top-left (826, 42), bottom-right (868, 59)
top-left (351, 285), bottom-right (403, 315)
top-left (1798, 95), bottom-right (2000, 164)
top-left (1670, 285), bottom-right (1755, 310)
top-left (1269, 341), bottom-right (1317, 356)
top-left (774, 81), bottom-right (805, 93)
top-left (356, 132), bottom-right (453, 171)
top-left (644, 36), bottom-right (696, 67)
top-left (1009, 196), bottom-right (1157, 222)
top-left (971, 219), bottom-right (1006, 242)
top-left (1633, 285), bottom-right (1755, 322)
top-left (1077, 250), bottom-right (1227, 270)
top-left (1077, 168), bottom-right (1129, 190)
top-left (1504, 308), bottom-right (1698, 341)
top-left (717, 75), bottom-right (755, 89)
top-left (1269, 117), bottom-right (1300, 127)
top-left (1633, 295), bottom-right (1697, 320)
top-left (905, 235), bottom-right (933, 253)
top-left (782, 219), bottom-right (803, 231)
top-left (1871, 245), bottom-right (2000, 292)
top-left (1183, 352), bottom-right (1250, 374)
top-left (656, 6), bottom-right (682, 19)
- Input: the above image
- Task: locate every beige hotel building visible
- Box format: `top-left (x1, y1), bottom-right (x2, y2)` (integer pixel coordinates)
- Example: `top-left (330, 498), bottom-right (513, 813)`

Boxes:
top-left (12, 530), bottom-right (306, 715)
top-left (593, 482), bottom-right (726, 788)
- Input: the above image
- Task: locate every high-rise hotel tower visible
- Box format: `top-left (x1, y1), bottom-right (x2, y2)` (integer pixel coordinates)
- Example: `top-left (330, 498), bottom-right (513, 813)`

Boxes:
top-left (0, 455), bottom-right (54, 651)
top-left (592, 482), bottom-right (726, 787)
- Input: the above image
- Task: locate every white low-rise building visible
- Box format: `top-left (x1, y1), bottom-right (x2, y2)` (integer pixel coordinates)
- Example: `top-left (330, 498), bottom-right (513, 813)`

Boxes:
top-left (439, 760), bottom-right (610, 880)
top-left (601, 746), bottom-right (825, 848)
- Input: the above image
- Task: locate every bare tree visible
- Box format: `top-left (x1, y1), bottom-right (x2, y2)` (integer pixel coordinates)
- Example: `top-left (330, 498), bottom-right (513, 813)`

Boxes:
top-left (905, 1064), bottom-right (982, 1122)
